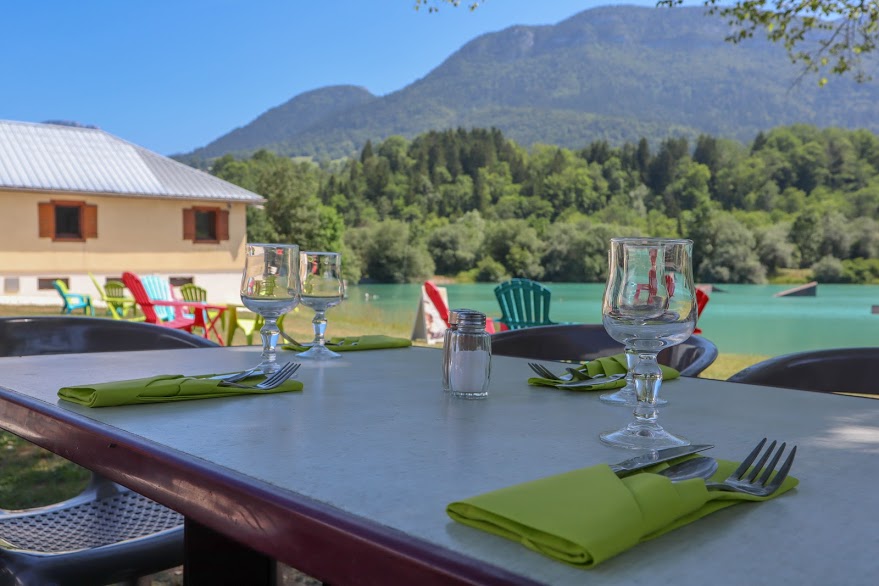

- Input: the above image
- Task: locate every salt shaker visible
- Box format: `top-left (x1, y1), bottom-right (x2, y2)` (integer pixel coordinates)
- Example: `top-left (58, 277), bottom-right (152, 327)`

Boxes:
top-left (448, 310), bottom-right (492, 399)
top-left (441, 308), bottom-right (466, 392)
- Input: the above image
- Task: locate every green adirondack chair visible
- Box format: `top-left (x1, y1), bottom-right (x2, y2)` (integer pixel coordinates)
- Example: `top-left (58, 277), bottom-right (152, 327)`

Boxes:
top-left (88, 273), bottom-right (140, 320)
top-left (493, 278), bottom-right (559, 330)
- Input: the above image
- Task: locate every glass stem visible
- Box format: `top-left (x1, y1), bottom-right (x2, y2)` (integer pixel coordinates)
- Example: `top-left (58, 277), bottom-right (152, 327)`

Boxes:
top-left (623, 345), bottom-right (637, 390)
top-left (259, 316), bottom-right (280, 367)
top-left (632, 353), bottom-right (663, 424)
top-left (311, 310), bottom-right (327, 347)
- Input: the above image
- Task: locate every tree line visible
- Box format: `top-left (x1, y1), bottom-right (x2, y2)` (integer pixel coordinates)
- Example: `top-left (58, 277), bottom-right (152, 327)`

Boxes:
top-left (210, 124), bottom-right (879, 285)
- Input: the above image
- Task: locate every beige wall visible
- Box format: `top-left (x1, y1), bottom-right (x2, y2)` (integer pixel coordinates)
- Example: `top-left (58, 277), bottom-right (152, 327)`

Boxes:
top-left (0, 189), bottom-right (255, 304)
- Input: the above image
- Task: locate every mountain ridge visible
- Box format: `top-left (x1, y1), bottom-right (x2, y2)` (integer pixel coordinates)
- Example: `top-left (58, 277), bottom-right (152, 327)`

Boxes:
top-left (178, 5), bottom-right (879, 162)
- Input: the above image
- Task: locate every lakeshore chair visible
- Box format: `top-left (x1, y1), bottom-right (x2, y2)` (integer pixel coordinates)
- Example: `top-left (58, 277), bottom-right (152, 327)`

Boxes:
top-left (494, 278), bottom-right (560, 330)
top-left (225, 306), bottom-right (289, 346)
top-left (0, 316), bottom-right (219, 586)
top-left (491, 323), bottom-right (719, 377)
top-left (140, 275), bottom-right (181, 322)
top-left (179, 283), bottom-right (225, 341)
top-left (52, 279), bottom-right (94, 316)
top-left (728, 347), bottom-right (877, 396)
top-left (122, 272), bottom-right (196, 333)
top-left (88, 273), bottom-right (140, 320)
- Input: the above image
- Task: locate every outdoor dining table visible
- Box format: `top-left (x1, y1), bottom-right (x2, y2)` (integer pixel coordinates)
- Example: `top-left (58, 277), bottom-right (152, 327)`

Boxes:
top-left (0, 346), bottom-right (876, 585)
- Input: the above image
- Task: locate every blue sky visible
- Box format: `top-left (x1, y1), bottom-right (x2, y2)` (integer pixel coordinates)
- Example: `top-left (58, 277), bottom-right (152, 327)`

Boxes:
top-left (2, 1), bottom-right (663, 156)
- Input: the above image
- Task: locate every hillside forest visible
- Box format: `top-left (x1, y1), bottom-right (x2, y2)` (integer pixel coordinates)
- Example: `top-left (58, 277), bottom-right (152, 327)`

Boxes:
top-left (209, 124), bottom-right (879, 285)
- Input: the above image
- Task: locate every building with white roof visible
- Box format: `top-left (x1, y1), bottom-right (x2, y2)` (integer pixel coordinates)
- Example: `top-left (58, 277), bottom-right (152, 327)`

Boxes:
top-left (0, 120), bottom-right (265, 305)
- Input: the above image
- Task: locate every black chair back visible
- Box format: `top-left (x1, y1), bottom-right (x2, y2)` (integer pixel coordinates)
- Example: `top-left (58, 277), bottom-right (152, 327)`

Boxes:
top-left (490, 324), bottom-right (718, 377)
top-left (728, 347), bottom-right (877, 394)
top-left (0, 316), bottom-right (217, 357)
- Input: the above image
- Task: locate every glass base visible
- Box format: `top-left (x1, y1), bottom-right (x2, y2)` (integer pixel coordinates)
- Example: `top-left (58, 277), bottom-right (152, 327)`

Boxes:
top-left (297, 344), bottom-right (341, 360)
top-left (256, 360), bottom-right (284, 375)
top-left (599, 421), bottom-right (689, 450)
top-left (599, 387), bottom-right (668, 407)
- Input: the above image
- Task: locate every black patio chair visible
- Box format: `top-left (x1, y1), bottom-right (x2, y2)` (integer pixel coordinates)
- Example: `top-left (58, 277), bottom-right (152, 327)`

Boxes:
top-left (727, 347), bottom-right (877, 395)
top-left (0, 316), bottom-right (219, 586)
top-left (490, 323), bottom-right (719, 377)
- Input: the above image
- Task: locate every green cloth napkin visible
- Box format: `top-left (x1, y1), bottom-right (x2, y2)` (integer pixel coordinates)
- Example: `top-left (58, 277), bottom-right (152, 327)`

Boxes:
top-left (58, 374), bottom-right (303, 407)
top-left (447, 458), bottom-right (798, 568)
top-left (282, 335), bottom-right (411, 352)
top-left (528, 353), bottom-right (679, 390)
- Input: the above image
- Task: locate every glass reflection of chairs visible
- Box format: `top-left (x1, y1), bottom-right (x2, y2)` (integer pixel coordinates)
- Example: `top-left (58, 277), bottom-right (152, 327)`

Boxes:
top-left (0, 316), bottom-right (218, 585)
top-left (491, 323), bottom-right (718, 378)
top-left (728, 348), bottom-right (877, 396)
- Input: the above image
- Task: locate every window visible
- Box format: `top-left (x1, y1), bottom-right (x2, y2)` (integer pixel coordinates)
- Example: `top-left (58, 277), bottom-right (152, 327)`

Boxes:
top-left (183, 206), bottom-right (229, 243)
top-left (38, 278), bottom-right (65, 290)
top-left (38, 200), bottom-right (97, 241)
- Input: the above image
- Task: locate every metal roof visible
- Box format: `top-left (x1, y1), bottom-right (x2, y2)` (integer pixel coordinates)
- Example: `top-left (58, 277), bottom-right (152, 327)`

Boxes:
top-left (0, 120), bottom-right (264, 203)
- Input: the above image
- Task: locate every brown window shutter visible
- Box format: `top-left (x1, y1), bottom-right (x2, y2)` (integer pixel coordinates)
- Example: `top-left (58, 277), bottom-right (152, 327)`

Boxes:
top-left (38, 202), bottom-right (55, 238)
top-left (83, 204), bottom-right (98, 239)
top-left (183, 208), bottom-right (195, 241)
top-left (217, 209), bottom-right (230, 241)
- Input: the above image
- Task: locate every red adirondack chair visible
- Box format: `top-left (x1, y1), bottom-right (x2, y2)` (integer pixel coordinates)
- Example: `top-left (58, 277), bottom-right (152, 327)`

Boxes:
top-left (122, 272), bottom-right (196, 332)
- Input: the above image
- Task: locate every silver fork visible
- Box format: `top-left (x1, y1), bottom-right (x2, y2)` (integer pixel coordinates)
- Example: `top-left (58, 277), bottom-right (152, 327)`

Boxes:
top-left (704, 438), bottom-right (797, 496)
top-left (219, 362), bottom-right (301, 390)
top-left (527, 362), bottom-right (570, 380)
top-left (207, 366), bottom-right (262, 383)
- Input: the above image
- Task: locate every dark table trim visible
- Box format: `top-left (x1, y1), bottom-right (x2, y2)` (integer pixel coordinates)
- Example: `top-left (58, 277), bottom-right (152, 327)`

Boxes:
top-left (0, 386), bottom-right (541, 586)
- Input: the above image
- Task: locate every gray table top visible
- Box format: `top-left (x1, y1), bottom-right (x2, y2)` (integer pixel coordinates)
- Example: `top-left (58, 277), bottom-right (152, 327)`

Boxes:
top-left (0, 346), bottom-right (877, 585)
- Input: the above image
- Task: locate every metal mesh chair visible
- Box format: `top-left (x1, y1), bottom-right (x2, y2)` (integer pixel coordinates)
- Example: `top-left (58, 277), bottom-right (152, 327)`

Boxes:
top-left (727, 347), bottom-right (878, 395)
top-left (490, 323), bottom-right (719, 377)
top-left (0, 316), bottom-right (219, 585)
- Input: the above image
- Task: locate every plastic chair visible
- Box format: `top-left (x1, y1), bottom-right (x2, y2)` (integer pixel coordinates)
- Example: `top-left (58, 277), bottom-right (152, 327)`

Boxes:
top-left (140, 275), bottom-right (179, 322)
top-left (225, 307), bottom-right (288, 346)
top-left (493, 278), bottom-right (558, 330)
top-left (88, 273), bottom-right (140, 321)
top-left (179, 283), bottom-right (225, 340)
top-left (490, 323), bottom-right (719, 377)
top-left (0, 316), bottom-right (219, 586)
top-left (51, 280), bottom-right (93, 316)
top-left (122, 272), bottom-right (196, 332)
top-left (727, 347), bottom-right (878, 395)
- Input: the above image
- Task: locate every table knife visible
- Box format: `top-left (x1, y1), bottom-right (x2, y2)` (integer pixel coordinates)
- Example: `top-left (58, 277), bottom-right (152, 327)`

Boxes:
top-left (608, 444), bottom-right (713, 476)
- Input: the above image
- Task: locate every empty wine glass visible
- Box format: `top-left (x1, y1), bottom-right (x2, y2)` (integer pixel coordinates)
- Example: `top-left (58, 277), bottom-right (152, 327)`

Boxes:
top-left (297, 251), bottom-right (345, 360)
top-left (599, 237), bottom-right (697, 450)
top-left (240, 243), bottom-right (300, 373)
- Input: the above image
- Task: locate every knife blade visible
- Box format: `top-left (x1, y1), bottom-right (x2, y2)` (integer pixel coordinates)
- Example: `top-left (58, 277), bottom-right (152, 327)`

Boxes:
top-left (608, 444), bottom-right (713, 476)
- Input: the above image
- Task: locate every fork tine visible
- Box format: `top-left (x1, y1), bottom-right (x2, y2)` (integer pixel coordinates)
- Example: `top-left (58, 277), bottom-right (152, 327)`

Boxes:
top-left (262, 362), bottom-right (301, 388)
top-left (260, 362), bottom-right (295, 386)
top-left (744, 439), bottom-right (778, 482)
top-left (756, 442), bottom-right (786, 485)
top-left (729, 437), bottom-right (767, 480)
top-left (528, 363), bottom-right (555, 379)
top-left (763, 445), bottom-right (797, 493)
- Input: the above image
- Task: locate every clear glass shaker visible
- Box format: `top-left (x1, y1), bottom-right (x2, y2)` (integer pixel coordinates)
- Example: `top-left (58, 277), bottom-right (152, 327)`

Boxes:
top-left (448, 310), bottom-right (492, 399)
top-left (441, 308), bottom-right (466, 392)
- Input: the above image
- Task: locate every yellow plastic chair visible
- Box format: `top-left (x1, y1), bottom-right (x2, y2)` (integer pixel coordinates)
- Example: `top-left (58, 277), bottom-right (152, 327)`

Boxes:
top-left (88, 273), bottom-right (140, 320)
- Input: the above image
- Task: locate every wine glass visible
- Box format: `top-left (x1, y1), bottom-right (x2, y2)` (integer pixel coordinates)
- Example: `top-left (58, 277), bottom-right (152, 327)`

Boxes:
top-left (599, 345), bottom-right (668, 407)
top-left (297, 251), bottom-right (345, 360)
top-left (599, 237), bottom-right (697, 450)
top-left (240, 243), bottom-right (300, 373)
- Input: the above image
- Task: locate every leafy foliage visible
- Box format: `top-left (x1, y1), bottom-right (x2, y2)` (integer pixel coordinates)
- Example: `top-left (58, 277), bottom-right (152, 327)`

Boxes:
top-left (212, 124), bottom-right (879, 284)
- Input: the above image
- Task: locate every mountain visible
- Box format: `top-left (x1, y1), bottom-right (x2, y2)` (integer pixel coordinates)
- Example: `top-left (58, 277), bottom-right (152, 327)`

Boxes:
top-left (178, 5), bottom-right (879, 162)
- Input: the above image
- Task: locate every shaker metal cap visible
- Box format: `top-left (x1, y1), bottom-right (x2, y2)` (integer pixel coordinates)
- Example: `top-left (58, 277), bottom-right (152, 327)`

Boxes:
top-left (448, 308), bottom-right (473, 325)
top-left (457, 310), bottom-right (487, 328)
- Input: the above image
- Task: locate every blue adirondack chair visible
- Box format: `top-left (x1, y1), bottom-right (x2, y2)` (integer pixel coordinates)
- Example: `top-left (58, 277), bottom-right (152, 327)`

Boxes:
top-left (493, 278), bottom-right (560, 330)
top-left (52, 280), bottom-right (94, 315)
top-left (141, 275), bottom-right (186, 322)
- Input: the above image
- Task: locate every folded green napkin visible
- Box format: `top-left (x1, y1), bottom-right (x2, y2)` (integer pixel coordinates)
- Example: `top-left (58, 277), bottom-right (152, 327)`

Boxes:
top-left (58, 374), bottom-right (303, 407)
top-left (528, 353), bottom-right (679, 390)
top-left (282, 335), bottom-right (411, 352)
top-left (447, 457), bottom-right (798, 568)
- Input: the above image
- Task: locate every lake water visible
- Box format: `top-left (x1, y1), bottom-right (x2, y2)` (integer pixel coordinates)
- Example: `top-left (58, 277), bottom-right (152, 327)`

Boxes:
top-left (345, 283), bottom-right (879, 357)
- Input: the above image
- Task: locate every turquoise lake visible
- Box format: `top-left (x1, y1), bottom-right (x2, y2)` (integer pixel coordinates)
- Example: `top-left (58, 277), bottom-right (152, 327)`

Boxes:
top-left (344, 283), bottom-right (879, 357)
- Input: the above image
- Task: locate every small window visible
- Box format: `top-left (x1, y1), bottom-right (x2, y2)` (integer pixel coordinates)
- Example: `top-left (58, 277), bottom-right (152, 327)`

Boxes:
top-left (3, 277), bottom-right (19, 294)
top-left (38, 200), bottom-right (97, 242)
top-left (55, 205), bottom-right (82, 239)
top-left (169, 276), bottom-right (194, 287)
top-left (38, 278), bottom-right (65, 290)
top-left (183, 206), bottom-right (229, 243)
top-left (195, 210), bottom-right (217, 241)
